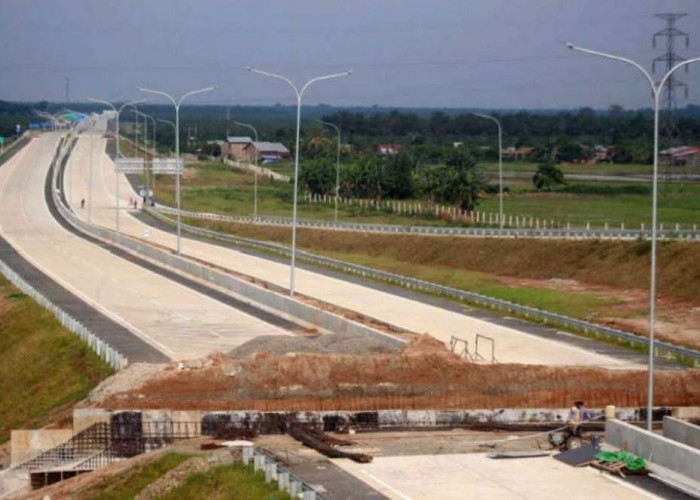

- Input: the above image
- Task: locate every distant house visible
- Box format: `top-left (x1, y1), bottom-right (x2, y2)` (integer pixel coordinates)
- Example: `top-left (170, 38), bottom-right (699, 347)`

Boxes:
top-left (592, 145), bottom-right (614, 164)
top-left (660, 146), bottom-right (700, 167)
top-left (221, 136), bottom-right (253, 161)
top-left (242, 141), bottom-right (291, 162)
top-left (503, 146), bottom-right (536, 161)
top-left (377, 143), bottom-right (402, 156)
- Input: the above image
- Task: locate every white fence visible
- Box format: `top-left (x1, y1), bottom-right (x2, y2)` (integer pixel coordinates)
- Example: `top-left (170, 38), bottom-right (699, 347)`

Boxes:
top-left (156, 205), bottom-right (700, 242)
top-left (304, 192), bottom-right (700, 233)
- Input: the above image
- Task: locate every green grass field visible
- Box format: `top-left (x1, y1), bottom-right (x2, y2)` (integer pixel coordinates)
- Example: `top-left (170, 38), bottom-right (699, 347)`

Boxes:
top-left (74, 453), bottom-right (192, 500)
top-left (160, 463), bottom-right (292, 500)
top-left (153, 160), bottom-right (700, 230)
top-left (154, 161), bottom-right (455, 227)
top-left (317, 249), bottom-right (623, 319)
top-left (0, 276), bottom-right (113, 443)
top-left (480, 160), bottom-right (656, 176)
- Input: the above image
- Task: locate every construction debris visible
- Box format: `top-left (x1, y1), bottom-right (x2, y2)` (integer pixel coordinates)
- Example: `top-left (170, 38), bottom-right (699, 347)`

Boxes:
top-left (554, 444), bottom-right (600, 467)
top-left (288, 425), bottom-right (372, 463)
top-left (589, 451), bottom-right (647, 477)
top-left (487, 450), bottom-right (550, 459)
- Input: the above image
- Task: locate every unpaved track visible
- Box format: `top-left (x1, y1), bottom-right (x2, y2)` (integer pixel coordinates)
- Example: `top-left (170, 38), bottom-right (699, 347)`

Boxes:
top-left (69, 132), bottom-right (646, 369)
top-left (0, 133), bottom-right (288, 361)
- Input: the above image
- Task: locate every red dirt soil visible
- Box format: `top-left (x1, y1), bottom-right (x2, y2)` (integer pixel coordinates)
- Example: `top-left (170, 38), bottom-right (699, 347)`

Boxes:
top-left (98, 336), bottom-right (700, 412)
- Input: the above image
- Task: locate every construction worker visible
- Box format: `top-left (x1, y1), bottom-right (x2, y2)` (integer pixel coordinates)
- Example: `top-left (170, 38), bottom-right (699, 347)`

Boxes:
top-left (566, 400), bottom-right (590, 435)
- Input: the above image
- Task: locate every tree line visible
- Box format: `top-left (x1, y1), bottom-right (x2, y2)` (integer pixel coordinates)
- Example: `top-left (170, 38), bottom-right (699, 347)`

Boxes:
top-left (298, 147), bottom-right (487, 211)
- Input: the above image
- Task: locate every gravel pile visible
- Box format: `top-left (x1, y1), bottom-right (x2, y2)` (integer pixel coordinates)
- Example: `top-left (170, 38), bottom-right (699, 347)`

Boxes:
top-left (228, 332), bottom-right (403, 360)
top-left (85, 363), bottom-right (169, 404)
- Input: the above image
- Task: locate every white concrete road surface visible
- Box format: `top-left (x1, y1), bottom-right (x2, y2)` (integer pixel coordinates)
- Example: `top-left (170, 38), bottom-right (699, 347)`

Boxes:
top-left (66, 130), bottom-right (643, 369)
top-left (0, 133), bottom-right (288, 361)
top-left (332, 454), bottom-right (661, 500)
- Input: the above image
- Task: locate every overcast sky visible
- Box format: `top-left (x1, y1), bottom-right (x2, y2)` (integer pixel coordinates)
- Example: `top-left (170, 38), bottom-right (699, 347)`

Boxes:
top-left (1, 0), bottom-right (699, 109)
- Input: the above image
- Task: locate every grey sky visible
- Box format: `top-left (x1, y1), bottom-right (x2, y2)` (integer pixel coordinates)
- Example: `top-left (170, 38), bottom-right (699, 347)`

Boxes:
top-left (1, 0), bottom-right (699, 109)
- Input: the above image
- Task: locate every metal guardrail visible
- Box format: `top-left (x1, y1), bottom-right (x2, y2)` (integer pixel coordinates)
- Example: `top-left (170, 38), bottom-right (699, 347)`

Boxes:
top-left (245, 447), bottom-right (326, 499)
top-left (0, 255), bottom-right (126, 371)
top-left (145, 207), bottom-right (700, 367)
top-left (0, 135), bottom-right (126, 370)
top-left (154, 205), bottom-right (700, 241)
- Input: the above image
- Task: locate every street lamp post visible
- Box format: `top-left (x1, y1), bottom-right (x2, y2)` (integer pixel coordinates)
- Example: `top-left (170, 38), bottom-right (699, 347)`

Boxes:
top-left (86, 98), bottom-right (147, 232)
top-left (156, 118), bottom-right (177, 197)
top-left (233, 121), bottom-right (259, 216)
top-left (472, 113), bottom-right (503, 229)
top-left (316, 119), bottom-right (342, 223)
top-left (567, 43), bottom-right (700, 431)
top-left (137, 86), bottom-right (217, 256)
top-left (134, 110), bottom-right (157, 204)
top-left (247, 67), bottom-right (351, 296)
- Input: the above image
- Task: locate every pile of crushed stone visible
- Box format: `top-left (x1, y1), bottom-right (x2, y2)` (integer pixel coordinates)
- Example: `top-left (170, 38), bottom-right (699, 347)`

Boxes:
top-left (228, 332), bottom-right (403, 360)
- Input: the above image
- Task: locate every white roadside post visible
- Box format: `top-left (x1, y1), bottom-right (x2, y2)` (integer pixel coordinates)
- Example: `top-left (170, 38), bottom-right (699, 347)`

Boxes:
top-left (86, 98), bottom-right (147, 232)
top-left (137, 86), bottom-right (217, 256)
top-left (233, 121), bottom-right (259, 215)
top-left (567, 42), bottom-right (700, 431)
top-left (472, 113), bottom-right (503, 229)
top-left (247, 67), bottom-right (351, 296)
top-left (316, 119), bottom-right (342, 222)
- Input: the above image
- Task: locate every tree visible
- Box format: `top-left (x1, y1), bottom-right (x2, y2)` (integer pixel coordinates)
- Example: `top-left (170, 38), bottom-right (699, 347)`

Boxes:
top-left (382, 152), bottom-right (414, 199)
top-left (533, 161), bottom-right (565, 191)
top-left (421, 149), bottom-right (485, 211)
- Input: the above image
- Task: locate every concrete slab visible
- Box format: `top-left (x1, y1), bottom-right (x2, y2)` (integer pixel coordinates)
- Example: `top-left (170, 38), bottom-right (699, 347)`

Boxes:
top-left (332, 453), bottom-right (661, 500)
top-left (0, 133), bottom-right (289, 361)
top-left (72, 408), bottom-right (111, 434)
top-left (10, 430), bottom-right (73, 466)
top-left (288, 462), bottom-right (389, 499)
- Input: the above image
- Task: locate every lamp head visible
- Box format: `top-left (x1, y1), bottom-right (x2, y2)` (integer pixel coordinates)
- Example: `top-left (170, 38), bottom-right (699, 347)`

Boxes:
top-left (566, 42), bottom-right (575, 50)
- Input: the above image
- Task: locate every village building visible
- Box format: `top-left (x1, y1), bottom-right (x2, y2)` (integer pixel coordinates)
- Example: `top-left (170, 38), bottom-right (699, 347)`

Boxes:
top-left (221, 137), bottom-right (290, 162)
top-left (660, 146), bottom-right (700, 167)
top-left (503, 146), bottom-right (536, 161)
top-left (376, 143), bottom-right (402, 156)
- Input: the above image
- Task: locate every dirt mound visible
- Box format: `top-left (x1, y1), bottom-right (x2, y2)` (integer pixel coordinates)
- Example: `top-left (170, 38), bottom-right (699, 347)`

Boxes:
top-left (228, 332), bottom-right (403, 360)
top-left (402, 334), bottom-right (451, 356)
top-left (97, 347), bottom-right (700, 412)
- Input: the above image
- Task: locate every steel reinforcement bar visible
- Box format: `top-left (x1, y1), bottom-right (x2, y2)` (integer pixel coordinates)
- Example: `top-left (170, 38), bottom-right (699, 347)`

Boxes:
top-left (153, 205), bottom-right (700, 241)
top-left (144, 207), bottom-right (700, 367)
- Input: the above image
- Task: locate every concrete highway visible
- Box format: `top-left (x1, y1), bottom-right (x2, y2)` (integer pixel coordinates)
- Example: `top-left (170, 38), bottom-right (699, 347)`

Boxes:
top-left (65, 129), bottom-right (646, 369)
top-left (0, 133), bottom-right (289, 361)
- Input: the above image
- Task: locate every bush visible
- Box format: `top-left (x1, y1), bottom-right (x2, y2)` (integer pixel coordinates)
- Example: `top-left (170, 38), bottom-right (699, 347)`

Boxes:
top-left (533, 162), bottom-right (565, 191)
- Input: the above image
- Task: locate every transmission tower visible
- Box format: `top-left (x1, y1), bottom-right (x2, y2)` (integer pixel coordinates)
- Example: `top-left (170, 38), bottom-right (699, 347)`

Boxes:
top-left (652, 13), bottom-right (689, 144)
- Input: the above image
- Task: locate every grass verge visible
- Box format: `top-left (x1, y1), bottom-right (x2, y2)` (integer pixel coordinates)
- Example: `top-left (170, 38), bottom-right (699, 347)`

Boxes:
top-left (0, 275), bottom-right (113, 444)
top-left (160, 462), bottom-right (292, 500)
top-left (74, 452), bottom-right (191, 499)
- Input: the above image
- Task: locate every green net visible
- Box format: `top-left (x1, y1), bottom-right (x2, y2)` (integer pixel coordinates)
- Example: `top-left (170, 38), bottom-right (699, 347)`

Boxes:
top-left (595, 451), bottom-right (646, 471)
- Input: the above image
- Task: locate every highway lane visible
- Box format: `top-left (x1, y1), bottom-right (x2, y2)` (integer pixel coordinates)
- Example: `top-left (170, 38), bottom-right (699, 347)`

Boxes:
top-left (0, 132), bottom-right (288, 361)
top-left (70, 132), bottom-right (646, 369)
